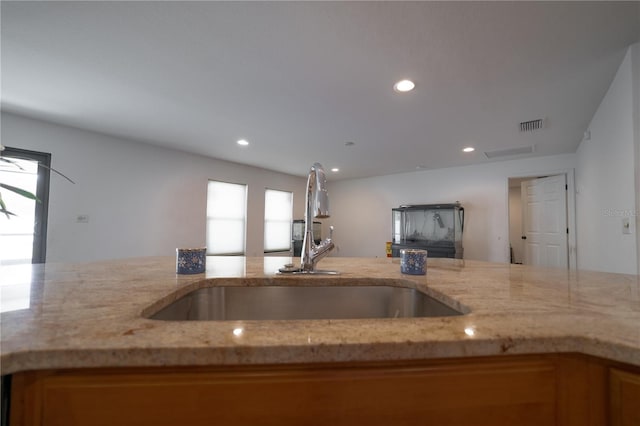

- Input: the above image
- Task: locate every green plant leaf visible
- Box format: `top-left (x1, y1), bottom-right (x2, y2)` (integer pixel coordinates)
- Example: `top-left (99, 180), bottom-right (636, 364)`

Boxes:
top-left (0, 157), bottom-right (25, 170)
top-left (0, 207), bottom-right (17, 218)
top-left (0, 183), bottom-right (41, 202)
top-left (0, 194), bottom-right (8, 219)
top-left (0, 155), bottom-right (75, 184)
top-left (39, 162), bottom-right (75, 184)
top-left (0, 194), bottom-right (16, 219)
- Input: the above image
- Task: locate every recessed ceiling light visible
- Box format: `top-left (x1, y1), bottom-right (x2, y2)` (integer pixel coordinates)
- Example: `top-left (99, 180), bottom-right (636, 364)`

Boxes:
top-left (237, 139), bottom-right (249, 146)
top-left (462, 147), bottom-right (475, 153)
top-left (394, 79), bottom-right (415, 93)
top-left (331, 168), bottom-right (339, 172)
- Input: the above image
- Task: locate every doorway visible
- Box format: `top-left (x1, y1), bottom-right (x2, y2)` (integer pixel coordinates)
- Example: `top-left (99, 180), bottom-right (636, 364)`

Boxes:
top-left (0, 147), bottom-right (51, 265)
top-left (508, 171), bottom-right (576, 269)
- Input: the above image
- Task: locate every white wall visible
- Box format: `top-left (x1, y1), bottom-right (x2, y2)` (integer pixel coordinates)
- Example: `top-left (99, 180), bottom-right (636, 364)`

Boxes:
top-left (1, 112), bottom-right (306, 263)
top-left (576, 45), bottom-right (639, 275)
top-left (327, 154), bottom-right (577, 263)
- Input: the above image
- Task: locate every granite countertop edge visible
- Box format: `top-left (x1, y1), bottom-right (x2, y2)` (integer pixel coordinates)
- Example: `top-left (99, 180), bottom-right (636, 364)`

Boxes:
top-left (1, 256), bottom-right (638, 375)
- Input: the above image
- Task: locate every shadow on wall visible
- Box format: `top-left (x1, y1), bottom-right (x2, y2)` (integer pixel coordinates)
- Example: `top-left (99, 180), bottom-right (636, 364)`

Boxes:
top-left (327, 188), bottom-right (393, 257)
top-left (459, 203), bottom-right (490, 262)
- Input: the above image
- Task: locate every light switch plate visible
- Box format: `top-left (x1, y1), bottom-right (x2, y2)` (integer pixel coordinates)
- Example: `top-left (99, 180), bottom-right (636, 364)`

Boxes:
top-left (622, 217), bottom-right (630, 234)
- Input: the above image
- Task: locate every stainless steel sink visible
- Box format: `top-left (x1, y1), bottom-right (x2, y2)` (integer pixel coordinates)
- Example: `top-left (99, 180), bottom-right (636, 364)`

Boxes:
top-left (148, 285), bottom-right (464, 321)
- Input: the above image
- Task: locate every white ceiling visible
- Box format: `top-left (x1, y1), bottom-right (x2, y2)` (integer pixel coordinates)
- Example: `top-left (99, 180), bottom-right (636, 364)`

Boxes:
top-left (2, 1), bottom-right (638, 180)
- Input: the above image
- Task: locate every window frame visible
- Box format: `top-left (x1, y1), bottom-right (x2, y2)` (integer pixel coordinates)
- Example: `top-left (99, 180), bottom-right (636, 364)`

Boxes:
top-left (1, 147), bottom-right (51, 264)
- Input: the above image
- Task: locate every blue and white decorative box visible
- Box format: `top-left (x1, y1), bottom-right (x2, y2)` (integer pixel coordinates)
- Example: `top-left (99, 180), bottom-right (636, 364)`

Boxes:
top-left (176, 248), bottom-right (206, 274)
top-left (400, 249), bottom-right (427, 275)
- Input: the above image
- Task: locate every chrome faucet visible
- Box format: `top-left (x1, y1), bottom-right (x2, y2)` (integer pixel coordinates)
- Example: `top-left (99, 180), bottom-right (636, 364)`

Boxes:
top-left (300, 163), bottom-right (336, 273)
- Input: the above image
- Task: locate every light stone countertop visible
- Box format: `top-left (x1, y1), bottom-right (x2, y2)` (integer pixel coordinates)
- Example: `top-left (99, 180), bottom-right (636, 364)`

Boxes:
top-left (1, 256), bottom-right (639, 375)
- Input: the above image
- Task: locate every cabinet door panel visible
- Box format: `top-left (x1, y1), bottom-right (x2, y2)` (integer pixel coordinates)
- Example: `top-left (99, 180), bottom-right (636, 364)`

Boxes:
top-left (14, 359), bottom-right (559, 426)
top-left (610, 368), bottom-right (640, 426)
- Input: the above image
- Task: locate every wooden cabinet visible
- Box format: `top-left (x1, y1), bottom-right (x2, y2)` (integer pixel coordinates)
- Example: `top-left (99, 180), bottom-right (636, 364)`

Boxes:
top-left (7, 354), bottom-right (633, 426)
top-left (610, 368), bottom-right (640, 426)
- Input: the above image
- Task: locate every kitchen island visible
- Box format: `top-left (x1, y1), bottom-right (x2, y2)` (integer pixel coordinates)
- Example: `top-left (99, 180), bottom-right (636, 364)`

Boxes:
top-left (2, 256), bottom-right (639, 425)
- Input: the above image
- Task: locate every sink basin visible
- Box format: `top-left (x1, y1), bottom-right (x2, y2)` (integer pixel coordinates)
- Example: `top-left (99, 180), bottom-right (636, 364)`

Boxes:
top-left (147, 285), bottom-right (464, 321)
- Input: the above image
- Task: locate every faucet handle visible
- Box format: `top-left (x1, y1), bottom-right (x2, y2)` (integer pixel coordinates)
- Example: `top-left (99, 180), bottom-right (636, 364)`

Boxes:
top-left (329, 225), bottom-right (334, 239)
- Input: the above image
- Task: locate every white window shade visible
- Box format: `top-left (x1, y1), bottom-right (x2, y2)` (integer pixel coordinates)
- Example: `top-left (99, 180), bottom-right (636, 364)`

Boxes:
top-left (264, 189), bottom-right (293, 252)
top-left (206, 181), bottom-right (247, 255)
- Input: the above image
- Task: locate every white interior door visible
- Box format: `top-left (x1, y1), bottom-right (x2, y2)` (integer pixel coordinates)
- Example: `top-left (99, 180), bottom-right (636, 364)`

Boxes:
top-left (521, 175), bottom-right (568, 268)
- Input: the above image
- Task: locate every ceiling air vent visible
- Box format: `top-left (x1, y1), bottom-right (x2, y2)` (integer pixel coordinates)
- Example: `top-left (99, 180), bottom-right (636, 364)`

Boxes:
top-left (484, 145), bottom-right (535, 159)
top-left (519, 118), bottom-right (545, 132)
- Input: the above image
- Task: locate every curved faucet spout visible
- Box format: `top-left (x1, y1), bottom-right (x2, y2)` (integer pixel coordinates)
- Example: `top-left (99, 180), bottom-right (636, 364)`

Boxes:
top-left (310, 163), bottom-right (329, 219)
top-left (301, 163), bottom-right (335, 272)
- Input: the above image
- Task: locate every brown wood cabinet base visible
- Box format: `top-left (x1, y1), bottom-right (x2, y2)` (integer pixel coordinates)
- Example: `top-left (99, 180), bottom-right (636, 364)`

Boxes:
top-left (610, 368), bottom-right (640, 426)
top-left (8, 354), bottom-right (640, 426)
